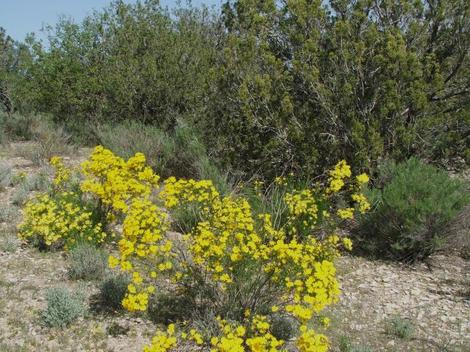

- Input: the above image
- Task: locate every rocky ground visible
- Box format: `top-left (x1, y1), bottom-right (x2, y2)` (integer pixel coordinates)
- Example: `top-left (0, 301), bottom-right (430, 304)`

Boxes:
top-left (328, 255), bottom-right (469, 351)
top-left (0, 142), bottom-right (469, 351)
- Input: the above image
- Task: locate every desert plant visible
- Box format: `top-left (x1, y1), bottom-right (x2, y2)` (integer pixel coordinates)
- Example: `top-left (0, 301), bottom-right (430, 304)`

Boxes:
top-left (0, 205), bottom-right (19, 223)
top-left (338, 335), bottom-right (374, 352)
top-left (0, 230), bottom-right (20, 253)
top-left (269, 314), bottom-right (297, 341)
top-left (30, 120), bottom-right (73, 166)
top-left (356, 158), bottom-right (470, 261)
top-left (10, 170), bottom-right (27, 186)
top-left (11, 184), bottom-right (30, 206)
top-left (41, 286), bottom-right (87, 328)
top-left (148, 292), bottom-right (194, 325)
top-left (18, 188), bottom-right (107, 249)
top-left (25, 170), bottom-right (51, 192)
top-left (0, 162), bottom-right (12, 190)
top-left (67, 243), bottom-right (108, 281)
top-left (0, 113), bottom-right (35, 140)
top-left (385, 315), bottom-right (414, 339)
top-left (99, 273), bottom-right (130, 310)
top-left (19, 146), bottom-right (367, 351)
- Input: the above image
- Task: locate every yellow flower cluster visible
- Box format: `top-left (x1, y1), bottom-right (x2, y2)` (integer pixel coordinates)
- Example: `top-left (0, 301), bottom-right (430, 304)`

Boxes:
top-left (81, 147), bottom-right (172, 312)
top-left (324, 160), bottom-right (371, 220)
top-left (351, 193), bottom-right (370, 213)
top-left (80, 146), bottom-right (159, 213)
top-left (117, 198), bottom-right (172, 311)
top-left (50, 156), bottom-right (72, 188)
top-left (143, 324), bottom-right (177, 352)
top-left (144, 177), bottom-right (343, 351)
top-left (326, 160), bottom-right (351, 193)
top-left (159, 176), bottom-right (220, 209)
top-left (337, 207), bottom-right (354, 219)
top-left (296, 326), bottom-right (329, 352)
top-left (18, 192), bottom-right (106, 247)
top-left (284, 189), bottom-right (318, 235)
top-left (208, 316), bottom-right (284, 352)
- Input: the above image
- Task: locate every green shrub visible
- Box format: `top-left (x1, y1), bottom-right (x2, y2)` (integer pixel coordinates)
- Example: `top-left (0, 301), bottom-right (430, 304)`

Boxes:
top-left (356, 158), bottom-right (470, 261)
top-left (0, 230), bottom-right (20, 253)
top-left (270, 315), bottom-right (297, 341)
top-left (0, 162), bottom-right (12, 190)
top-left (41, 286), bottom-right (87, 328)
top-left (338, 335), bottom-right (374, 352)
top-left (30, 120), bottom-right (73, 165)
top-left (0, 113), bottom-right (35, 140)
top-left (25, 171), bottom-right (51, 192)
top-left (148, 292), bottom-right (194, 325)
top-left (99, 273), bottom-right (130, 310)
top-left (67, 243), bottom-right (108, 281)
top-left (385, 315), bottom-right (414, 339)
top-left (11, 184), bottom-right (30, 206)
top-left (0, 205), bottom-right (20, 224)
top-left (10, 171), bottom-right (27, 187)
top-left (6, 0), bottom-right (470, 179)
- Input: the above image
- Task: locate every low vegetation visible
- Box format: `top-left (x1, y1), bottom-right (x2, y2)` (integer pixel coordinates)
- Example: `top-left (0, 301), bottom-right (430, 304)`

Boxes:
top-left (356, 158), bottom-right (469, 261)
top-left (385, 316), bottom-right (415, 340)
top-left (99, 273), bottom-right (130, 311)
top-left (41, 286), bottom-right (87, 328)
top-left (67, 243), bottom-right (108, 281)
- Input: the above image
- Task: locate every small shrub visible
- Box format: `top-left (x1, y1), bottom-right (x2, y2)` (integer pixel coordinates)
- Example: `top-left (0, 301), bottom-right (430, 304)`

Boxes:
top-left (0, 205), bottom-right (20, 223)
top-left (0, 231), bottom-right (20, 253)
top-left (148, 292), bottom-right (194, 325)
top-left (338, 336), bottom-right (374, 352)
top-left (26, 171), bottom-right (52, 192)
top-left (41, 287), bottom-right (87, 328)
top-left (67, 243), bottom-right (108, 281)
top-left (270, 315), bottom-right (297, 341)
top-left (0, 162), bottom-right (12, 190)
top-left (356, 158), bottom-right (470, 261)
top-left (1, 113), bottom-right (35, 140)
top-left (10, 171), bottom-right (27, 187)
top-left (11, 184), bottom-right (30, 206)
top-left (99, 273), bottom-right (130, 310)
top-left (31, 120), bottom-right (74, 165)
top-left (18, 191), bottom-right (107, 249)
top-left (385, 315), bottom-right (414, 339)
top-left (6, 116), bottom-right (74, 165)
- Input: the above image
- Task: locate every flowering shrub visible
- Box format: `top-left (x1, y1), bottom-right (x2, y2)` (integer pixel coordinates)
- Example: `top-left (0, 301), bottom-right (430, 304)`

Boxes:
top-left (18, 157), bottom-right (106, 249)
top-left (76, 147), bottom-right (369, 351)
top-left (18, 191), bottom-right (107, 248)
top-left (80, 145), bottom-right (159, 214)
top-left (18, 146), bottom-right (370, 351)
